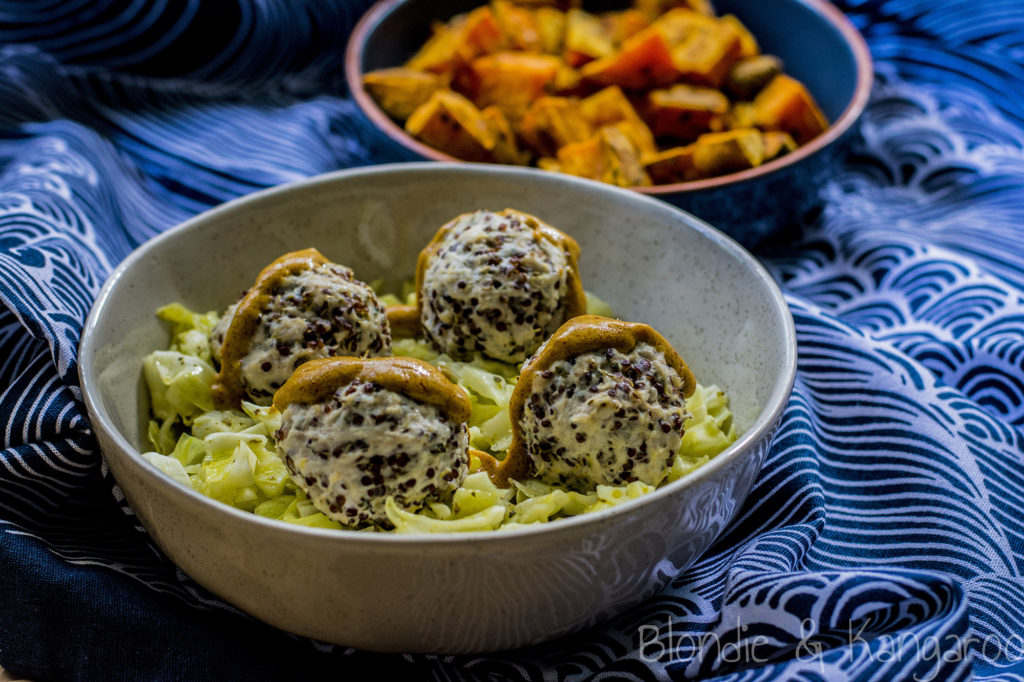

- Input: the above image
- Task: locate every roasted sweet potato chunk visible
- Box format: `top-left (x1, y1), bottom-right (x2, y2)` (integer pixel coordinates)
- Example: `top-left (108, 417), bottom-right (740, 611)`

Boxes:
top-left (508, 0), bottom-right (580, 9)
top-left (601, 9), bottom-right (650, 44)
top-left (405, 8), bottom-right (504, 79)
top-left (564, 9), bottom-right (615, 67)
top-left (607, 116), bottom-right (658, 157)
top-left (556, 135), bottom-right (603, 178)
top-left (363, 68), bottom-right (446, 121)
top-left (762, 130), bottom-right (797, 161)
top-left (645, 83), bottom-right (729, 139)
top-left (520, 97), bottom-right (593, 157)
top-left (482, 105), bottom-right (530, 164)
top-left (535, 6), bottom-right (567, 53)
top-left (691, 128), bottom-right (765, 175)
top-left (753, 74), bottom-right (828, 144)
top-left (578, 85), bottom-right (643, 127)
top-left (557, 126), bottom-right (651, 187)
top-left (493, 0), bottom-right (545, 51)
top-left (460, 7), bottom-right (507, 60)
top-left (599, 125), bottom-right (652, 186)
top-left (552, 62), bottom-right (584, 94)
top-left (671, 19), bottom-right (741, 87)
top-left (718, 101), bottom-right (756, 131)
top-left (406, 22), bottom-right (462, 75)
top-left (405, 90), bottom-right (496, 162)
top-left (576, 86), bottom-right (657, 155)
top-left (537, 156), bottom-right (562, 172)
top-left (635, 0), bottom-right (714, 19)
top-left (651, 8), bottom-right (717, 45)
top-left (579, 26), bottom-right (677, 89)
top-left (720, 14), bottom-right (759, 58)
top-left (469, 51), bottom-right (563, 124)
top-left (644, 145), bottom-right (697, 183)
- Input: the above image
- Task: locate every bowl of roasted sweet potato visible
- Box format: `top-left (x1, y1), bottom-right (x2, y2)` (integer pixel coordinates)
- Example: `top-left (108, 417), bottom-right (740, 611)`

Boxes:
top-left (346, 0), bottom-right (872, 246)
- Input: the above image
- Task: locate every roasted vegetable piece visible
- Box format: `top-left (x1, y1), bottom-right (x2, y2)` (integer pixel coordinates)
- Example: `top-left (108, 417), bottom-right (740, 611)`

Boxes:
top-left (553, 62), bottom-right (585, 94)
top-left (720, 14), bottom-right (759, 58)
top-left (578, 85), bottom-right (643, 127)
top-left (520, 96), bottom-right (594, 157)
top-left (404, 9), bottom-right (501, 81)
top-left (635, 0), bottom-right (715, 19)
top-left (579, 27), bottom-right (677, 89)
top-left (644, 145), bottom-right (697, 183)
top-left (493, 0), bottom-right (545, 51)
top-left (508, 0), bottom-right (580, 9)
top-left (576, 86), bottom-right (657, 156)
top-left (652, 7), bottom-right (718, 45)
top-left (556, 134), bottom-right (604, 179)
top-left (459, 7), bottom-right (507, 60)
top-left (405, 21), bottom-right (462, 75)
top-left (363, 68), bottom-right (446, 121)
top-left (725, 54), bottom-right (783, 100)
top-left (557, 126), bottom-right (651, 187)
top-left (645, 83), bottom-right (730, 139)
top-left (671, 17), bottom-right (742, 87)
top-left (405, 90), bottom-right (496, 162)
top-left (606, 129), bottom-right (651, 185)
top-left (405, 8), bottom-right (505, 79)
top-left (762, 130), bottom-right (798, 161)
top-left (601, 9), bottom-right (650, 44)
top-left (564, 8), bottom-right (615, 67)
top-left (535, 6), bottom-right (567, 53)
top-left (606, 116), bottom-right (658, 157)
top-left (537, 156), bottom-right (562, 172)
top-left (691, 128), bottom-right (765, 175)
top-left (753, 74), bottom-right (828, 144)
top-left (719, 101), bottom-right (756, 130)
top-left (482, 105), bottom-right (530, 164)
top-left (469, 51), bottom-right (564, 124)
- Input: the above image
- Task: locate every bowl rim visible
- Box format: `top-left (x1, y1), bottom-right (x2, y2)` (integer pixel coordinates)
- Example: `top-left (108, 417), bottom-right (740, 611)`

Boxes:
top-left (79, 161), bottom-right (797, 547)
top-left (344, 0), bottom-right (874, 194)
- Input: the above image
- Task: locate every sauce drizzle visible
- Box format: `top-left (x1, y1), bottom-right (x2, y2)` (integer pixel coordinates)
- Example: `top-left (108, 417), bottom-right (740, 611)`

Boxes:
top-left (273, 355), bottom-right (472, 424)
top-left (385, 304), bottom-right (420, 338)
top-left (491, 314), bottom-right (696, 486)
top-left (212, 248), bottom-right (328, 408)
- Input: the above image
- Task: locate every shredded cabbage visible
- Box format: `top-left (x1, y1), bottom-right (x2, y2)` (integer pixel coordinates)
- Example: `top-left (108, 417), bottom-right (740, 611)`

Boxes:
top-left (140, 298), bottom-right (738, 533)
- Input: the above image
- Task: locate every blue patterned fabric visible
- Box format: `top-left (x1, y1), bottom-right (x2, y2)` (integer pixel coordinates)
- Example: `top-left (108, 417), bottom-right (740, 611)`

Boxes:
top-left (1, 1), bottom-right (1023, 680)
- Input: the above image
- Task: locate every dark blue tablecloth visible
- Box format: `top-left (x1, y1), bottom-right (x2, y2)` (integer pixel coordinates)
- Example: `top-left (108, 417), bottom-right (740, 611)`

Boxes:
top-left (2, 1), bottom-right (1023, 680)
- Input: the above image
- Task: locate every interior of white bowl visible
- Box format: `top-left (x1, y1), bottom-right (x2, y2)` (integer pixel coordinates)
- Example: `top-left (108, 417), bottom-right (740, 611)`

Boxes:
top-left (83, 162), bottom-right (794, 526)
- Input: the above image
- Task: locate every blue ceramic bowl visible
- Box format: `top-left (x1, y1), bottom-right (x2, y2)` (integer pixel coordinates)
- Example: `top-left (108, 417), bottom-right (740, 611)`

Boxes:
top-left (345, 0), bottom-right (872, 247)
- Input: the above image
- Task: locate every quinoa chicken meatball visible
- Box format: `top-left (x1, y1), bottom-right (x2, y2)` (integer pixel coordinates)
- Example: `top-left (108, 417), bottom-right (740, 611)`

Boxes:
top-left (491, 315), bottom-right (696, 490)
top-left (272, 356), bottom-right (471, 527)
top-left (416, 209), bottom-right (587, 364)
top-left (208, 301), bottom-right (236, 366)
top-left (211, 248), bottom-right (391, 407)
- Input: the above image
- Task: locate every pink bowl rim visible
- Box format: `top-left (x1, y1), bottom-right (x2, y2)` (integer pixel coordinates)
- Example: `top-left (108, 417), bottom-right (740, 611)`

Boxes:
top-left (344, 0), bottom-right (874, 194)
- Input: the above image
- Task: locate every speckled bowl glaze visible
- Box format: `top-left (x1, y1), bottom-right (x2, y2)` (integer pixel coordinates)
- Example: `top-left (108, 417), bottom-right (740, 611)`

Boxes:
top-left (346, 0), bottom-right (873, 248)
top-left (79, 163), bottom-right (796, 653)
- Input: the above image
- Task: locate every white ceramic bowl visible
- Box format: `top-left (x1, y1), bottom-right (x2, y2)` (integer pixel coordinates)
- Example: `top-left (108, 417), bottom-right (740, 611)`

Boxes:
top-left (79, 163), bottom-right (795, 653)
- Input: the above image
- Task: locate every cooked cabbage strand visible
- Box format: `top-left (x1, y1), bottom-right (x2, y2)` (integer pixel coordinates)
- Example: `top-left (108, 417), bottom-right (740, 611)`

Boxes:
top-left (140, 299), bottom-right (737, 533)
